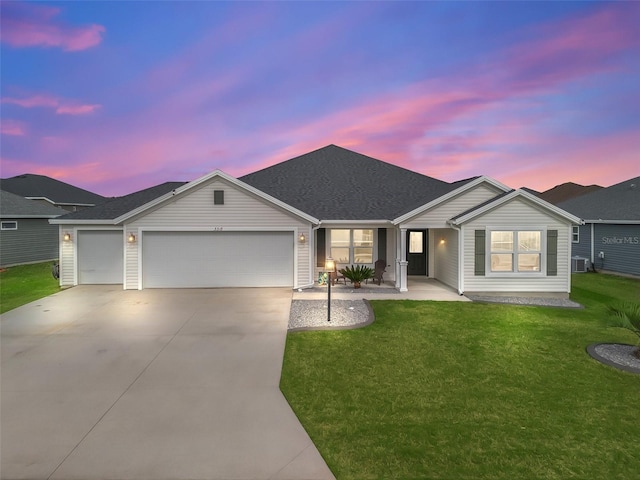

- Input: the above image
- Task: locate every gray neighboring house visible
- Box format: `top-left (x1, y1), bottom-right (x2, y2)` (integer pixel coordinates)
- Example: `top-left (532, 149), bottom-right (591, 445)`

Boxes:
top-left (0, 174), bottom-right (106, 212)
top-left (0, 190), bottom-right (66, 267)
top-left (558, 176), bottom-right (640, 277)
top-left (52, 145), bottom-right (581, 294)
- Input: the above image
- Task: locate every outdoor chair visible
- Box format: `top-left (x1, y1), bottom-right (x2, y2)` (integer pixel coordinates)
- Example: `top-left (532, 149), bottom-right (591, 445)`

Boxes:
top-left (369, 259), bottom-right (386, 285)
top-left (330, 264), bottom-right (347, 285)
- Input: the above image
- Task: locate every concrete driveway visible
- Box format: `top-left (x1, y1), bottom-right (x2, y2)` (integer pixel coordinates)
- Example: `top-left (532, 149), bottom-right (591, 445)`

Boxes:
top-left (1, 286), bottom-right (334, 480)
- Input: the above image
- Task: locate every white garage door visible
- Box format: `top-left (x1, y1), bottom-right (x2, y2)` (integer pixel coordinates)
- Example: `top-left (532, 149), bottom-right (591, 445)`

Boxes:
top-left (142, 231), bottom-right (294, 288)
top-left (77, 230), bottom-right (124, 284)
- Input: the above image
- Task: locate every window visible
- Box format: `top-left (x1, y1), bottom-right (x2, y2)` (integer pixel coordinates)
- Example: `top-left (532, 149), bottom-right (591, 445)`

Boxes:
top-left (1, 221), bottom-right (17, 230)
top-left (572, 226), bottom-right (579, 243)
top-left (330, 229), bottom-right (374, 264)
top-left (409, 231), bottom-right (423, 253)
top-left (490, 230), bottom-right (541, 273)
top-left (214, 190), bottom-right (224, 205)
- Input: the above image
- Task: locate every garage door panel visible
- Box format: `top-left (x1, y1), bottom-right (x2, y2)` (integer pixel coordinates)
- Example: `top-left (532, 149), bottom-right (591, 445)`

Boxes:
top-left (142, 231), bottom-right (293, 288)
top-left (78, 231), bottom-right (124, 284)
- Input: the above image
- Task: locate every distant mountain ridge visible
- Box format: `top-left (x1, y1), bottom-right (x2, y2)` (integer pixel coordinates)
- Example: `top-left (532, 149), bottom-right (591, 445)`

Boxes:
top-left (530, 182), bottom-right (604, 205)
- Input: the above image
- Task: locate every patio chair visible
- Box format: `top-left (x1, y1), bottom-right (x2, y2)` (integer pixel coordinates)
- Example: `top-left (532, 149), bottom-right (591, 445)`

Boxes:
top-left (369, 259), bottom-right (386, 285)
top-left (330, 264), bottom-right (347, 285)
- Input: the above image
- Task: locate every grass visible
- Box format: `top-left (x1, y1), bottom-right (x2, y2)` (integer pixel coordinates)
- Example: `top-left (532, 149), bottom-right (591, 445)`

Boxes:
top-left (281, 273), bottom-right (640, 479)
top-left (0, 262), bottom-right (61, 314)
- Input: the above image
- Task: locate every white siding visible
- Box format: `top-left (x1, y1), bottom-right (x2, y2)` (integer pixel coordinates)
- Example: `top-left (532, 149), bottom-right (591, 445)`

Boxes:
top-left (462, 198), bottom-right (572, 293)
top-left (404, 184), bottom-right (503, 228)
top-left (124, 228), bottom-right (139, 290)
top-left (127, 177), bottom-right (312, 289)
top-left (59, 227), bottom-right (75, 286)
top-left (432, 228), bottom-right (458, 289)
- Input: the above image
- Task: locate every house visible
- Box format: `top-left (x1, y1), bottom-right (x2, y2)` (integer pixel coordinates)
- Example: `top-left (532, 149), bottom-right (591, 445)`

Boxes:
top-left (0, 190), bottom-right (66, 267)
top-left (51, 145), bottom-right (581, 295)
top-left (0, 174), bottom-right (106, 212)
top-left (558, 176), bottom-right (640, 277)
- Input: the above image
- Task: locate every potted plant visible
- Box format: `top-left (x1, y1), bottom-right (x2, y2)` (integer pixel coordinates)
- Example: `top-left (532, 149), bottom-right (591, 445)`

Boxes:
top-left (339, 265), bottom-right (374, 289)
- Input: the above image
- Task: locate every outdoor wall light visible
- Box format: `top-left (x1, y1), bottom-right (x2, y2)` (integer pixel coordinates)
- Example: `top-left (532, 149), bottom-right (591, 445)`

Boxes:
top-left (128, 233), bottom-right (137, 243)
top-left (440, 238), bottom-right (446, 245)
top-left (63, 232), bottom-right (71, 242)
top-left (324, 257), bottom-right (335, 323)
top-left (298, 233), bottom-right (306, 243)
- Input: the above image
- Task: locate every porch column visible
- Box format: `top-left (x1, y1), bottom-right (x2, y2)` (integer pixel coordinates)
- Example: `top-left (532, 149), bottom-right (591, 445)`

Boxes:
top-left (398, 227), bottom-right (408, 292)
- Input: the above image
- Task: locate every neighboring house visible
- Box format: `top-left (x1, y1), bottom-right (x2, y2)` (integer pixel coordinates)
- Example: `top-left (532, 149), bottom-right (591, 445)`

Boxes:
top-left (0, 174), bottom-right (106, 211)
top-left (558, 177), bottom-right (640, 277)
top-left (0, 190), bottom-right (66, 267)
top-left (51, 145), bottom-right (581, 295)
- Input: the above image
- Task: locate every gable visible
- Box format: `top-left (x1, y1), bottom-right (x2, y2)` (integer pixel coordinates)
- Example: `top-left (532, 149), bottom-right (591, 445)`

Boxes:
top-left (127, 177), bottom-right (311, 228)
top-left (462, 196), bottom-right (574, 228)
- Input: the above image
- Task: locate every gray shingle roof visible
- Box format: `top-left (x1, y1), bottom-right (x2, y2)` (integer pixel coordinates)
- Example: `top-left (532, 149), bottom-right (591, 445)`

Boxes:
top-left (57, 182), bottom-right (187, 221)
top-left (0, 190), bottom-right (67, 217)
top-left (0, 174), bottom-right (106, 205)
top-left (240, 144), bottom-right (460, 220)
top-left (557, 176), bottom-right (640, 221)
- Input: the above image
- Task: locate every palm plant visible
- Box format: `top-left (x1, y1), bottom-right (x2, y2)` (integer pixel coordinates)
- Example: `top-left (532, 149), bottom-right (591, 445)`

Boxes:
top-left (339, 265), bottom-right (374, 288)
top-left (607, 302), bottom-right (640, 358)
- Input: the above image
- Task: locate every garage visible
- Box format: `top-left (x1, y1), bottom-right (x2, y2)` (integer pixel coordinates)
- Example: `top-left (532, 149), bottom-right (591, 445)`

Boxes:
top-left (141, 231), bottom-right (294, 288)
top-left (77, 230), bottom-right (124, 284)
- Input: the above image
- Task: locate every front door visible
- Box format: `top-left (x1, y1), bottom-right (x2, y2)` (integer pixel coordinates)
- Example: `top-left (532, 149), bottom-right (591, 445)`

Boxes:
top-left (407, 229), bottom-right (427, 275)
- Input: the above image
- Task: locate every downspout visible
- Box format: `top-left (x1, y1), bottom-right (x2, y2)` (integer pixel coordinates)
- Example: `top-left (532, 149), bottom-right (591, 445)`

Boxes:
top-left (450, 223), bottom-right (464, 295)
top-left (590, 222), bottom-right (595, 269)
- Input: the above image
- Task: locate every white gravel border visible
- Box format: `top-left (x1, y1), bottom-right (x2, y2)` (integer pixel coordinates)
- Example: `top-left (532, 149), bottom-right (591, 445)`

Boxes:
top-left (587, 343), bottom-right (640, 374)
top-left (288, 299), bottom-right (374, 331)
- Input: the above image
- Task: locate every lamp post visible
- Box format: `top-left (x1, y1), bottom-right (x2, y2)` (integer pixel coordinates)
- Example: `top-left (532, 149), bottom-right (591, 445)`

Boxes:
top-left (325, 257), bottom-right (335, 322)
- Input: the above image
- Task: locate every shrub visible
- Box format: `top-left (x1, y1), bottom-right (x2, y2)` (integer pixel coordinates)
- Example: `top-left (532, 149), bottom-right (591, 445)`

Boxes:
top-left (607, 301), bottom-right (640, 357)
top-left (339, 265), bottom-right (374, 287)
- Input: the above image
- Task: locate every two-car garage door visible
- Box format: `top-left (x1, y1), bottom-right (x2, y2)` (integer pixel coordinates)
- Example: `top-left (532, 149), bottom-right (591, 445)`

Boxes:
top-left (142, 231), bottom-right (294, 288)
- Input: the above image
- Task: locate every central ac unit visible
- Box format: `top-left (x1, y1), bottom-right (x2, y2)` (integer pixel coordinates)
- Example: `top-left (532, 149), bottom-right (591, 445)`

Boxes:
top-left (572, 256), bottom-right (589, 273)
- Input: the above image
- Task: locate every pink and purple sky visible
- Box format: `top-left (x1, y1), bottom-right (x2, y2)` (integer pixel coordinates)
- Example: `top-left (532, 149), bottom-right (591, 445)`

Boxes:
top-left (1, 1), bottom-right (639, 197)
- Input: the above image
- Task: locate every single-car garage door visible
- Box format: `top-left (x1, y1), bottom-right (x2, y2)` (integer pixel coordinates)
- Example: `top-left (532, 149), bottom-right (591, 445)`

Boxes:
top-left (78, 230), bottom-right (124, 284)
top-left (142, 231), bottom-right (293, 288)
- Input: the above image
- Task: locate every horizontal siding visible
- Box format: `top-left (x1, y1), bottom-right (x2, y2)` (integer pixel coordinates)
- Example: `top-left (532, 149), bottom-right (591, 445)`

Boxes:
top-left (127, 177), bottom-right (313, 289)
top-left (0, 219), bottom-right (59, 267)
top-left (432, 228), bottom-right (458, 289)
top-left (571, 224), bottom-right (591, 260)
top-left (124, 228), bottom-right (139, 289)
top-left (59, 228), bottom-right (75, 286)
top-left (592, 224), bottom-right (640, 276)
top-left (404, 184), bottom-right (503, 228)
top-left (462, 198), bottom-right (572, 293)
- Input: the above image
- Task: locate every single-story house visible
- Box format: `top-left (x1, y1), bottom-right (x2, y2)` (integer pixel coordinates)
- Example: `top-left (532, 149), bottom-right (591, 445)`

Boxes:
top-left (51, 145), bottom-right (582, 295)
top-left (0, 190), bottom-right (66, 267)
top-left (0, 173), bottom-right (106, 212)
top-left (558, 176), bottom-right (640, 277)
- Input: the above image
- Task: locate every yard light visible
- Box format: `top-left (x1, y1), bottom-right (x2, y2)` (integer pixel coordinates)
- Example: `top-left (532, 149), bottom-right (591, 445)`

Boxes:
top-left (325, 257), bottom-right (335, 322)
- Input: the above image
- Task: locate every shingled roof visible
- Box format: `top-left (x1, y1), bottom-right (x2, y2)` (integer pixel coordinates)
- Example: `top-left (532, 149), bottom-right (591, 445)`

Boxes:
top-left (557, 176), bottom-right (640, 222)
top-left (240, 144), bottom-right (461, 220)
top-left (57, 182), bottom-right (187, 221)
top-left (0, 174), bottom-right (106, 206)
top-left (0, 190), bottom-right (67, 218)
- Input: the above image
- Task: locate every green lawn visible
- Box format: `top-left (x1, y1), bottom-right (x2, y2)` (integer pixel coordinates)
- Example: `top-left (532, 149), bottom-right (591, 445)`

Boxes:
top-left (281, 273), bottom-right (640, 479)
top-left (0, 262), bottom-right (61, 314)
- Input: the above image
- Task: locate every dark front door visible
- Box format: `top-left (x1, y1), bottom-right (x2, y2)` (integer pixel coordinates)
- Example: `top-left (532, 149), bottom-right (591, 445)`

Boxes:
top-left (407, 229), bottom-right (427, 275)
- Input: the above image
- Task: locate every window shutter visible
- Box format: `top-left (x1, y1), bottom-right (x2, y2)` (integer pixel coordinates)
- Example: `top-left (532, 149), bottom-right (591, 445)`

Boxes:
top-left (316, 228), bottom-right (326, 267)
top-left (547, 230), bottom-right (558, 276)
top-left (475, 230), bottom-right (485, 276)
top-left (377, 228), bottom-right (387, 262)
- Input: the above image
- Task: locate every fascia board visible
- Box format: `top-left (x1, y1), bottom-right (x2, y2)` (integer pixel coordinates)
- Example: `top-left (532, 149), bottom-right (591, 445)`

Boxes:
top-left (319, 219), bottom-right (393, 226)
top-left (450, 189), bottom-right (583, 225)
top-left (392, 176), bottom-right (511, 225)
top-left (583, 219), bottom-right (640, 224)
top-left (49, 219), bottom-right (115, 225)
top-left (1, 214), bottom-right (63, 219)
top-left (114, 169), bottom-right (319, 225)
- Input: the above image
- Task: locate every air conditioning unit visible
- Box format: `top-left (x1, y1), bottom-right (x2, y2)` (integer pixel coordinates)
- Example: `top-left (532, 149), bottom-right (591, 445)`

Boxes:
top-left (572, 256), bottom-right (589, 273)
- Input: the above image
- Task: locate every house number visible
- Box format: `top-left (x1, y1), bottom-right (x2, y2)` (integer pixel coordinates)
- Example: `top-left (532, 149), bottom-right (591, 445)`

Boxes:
top-left (212, 227), bottom-right (224, 231)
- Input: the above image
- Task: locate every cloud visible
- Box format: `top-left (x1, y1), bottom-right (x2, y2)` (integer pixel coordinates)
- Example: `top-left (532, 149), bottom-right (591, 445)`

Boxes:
top-left (1, 119), bottom-right (27, 136)
top-left (2, 94), bottom-right (101, 116)
top-left (0, 2), bottom-right (105, 51)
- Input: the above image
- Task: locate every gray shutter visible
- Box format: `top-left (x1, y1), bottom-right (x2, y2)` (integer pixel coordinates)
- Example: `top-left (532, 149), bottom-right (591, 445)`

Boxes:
top-left (475, 230), bottom-right (485, 276)
top-left (547, 230), bottom-right (558, 276)
top-left (316, 228), bottom-right (326, 267)
top-left (377, 228), bottom-right (387, 262)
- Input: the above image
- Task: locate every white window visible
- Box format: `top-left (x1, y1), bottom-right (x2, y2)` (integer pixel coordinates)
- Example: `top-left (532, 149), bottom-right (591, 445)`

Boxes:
top-left (330, 229), bottom-right (374, 264)
top-left (1, 221), bottom-right (17, 230)
top-left (489, 230), bottom-right (542, 273)
top-left (572, 226), bottom-right (579, 243)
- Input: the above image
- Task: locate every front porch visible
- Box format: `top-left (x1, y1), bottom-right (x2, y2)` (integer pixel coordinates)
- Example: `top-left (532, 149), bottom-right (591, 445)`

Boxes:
top-left (293, 276), bottom-right (469, 302)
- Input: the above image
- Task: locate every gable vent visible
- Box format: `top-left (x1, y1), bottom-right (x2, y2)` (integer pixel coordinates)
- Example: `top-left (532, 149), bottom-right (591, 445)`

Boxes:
top-left (214, 190), bottom-right (224, 205)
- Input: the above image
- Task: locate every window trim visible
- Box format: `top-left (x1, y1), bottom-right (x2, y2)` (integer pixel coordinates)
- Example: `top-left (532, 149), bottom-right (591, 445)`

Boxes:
top-left (328, 228), bottom-right (375, 265)
top-left (1, 221), bottom-right (18, 230)
top-left (486, 227), bottom-right (546, 277)
top-left (572, 226), bottom-right (579, 243)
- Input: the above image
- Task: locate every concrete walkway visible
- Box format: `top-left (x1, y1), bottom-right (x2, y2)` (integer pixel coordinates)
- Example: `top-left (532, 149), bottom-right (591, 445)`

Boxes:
top-left (1, 286), bottom-right (334, 480)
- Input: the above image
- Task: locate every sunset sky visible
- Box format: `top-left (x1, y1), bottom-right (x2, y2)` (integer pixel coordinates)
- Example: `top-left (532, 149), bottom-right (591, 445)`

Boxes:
top-left (1, 1), bottom-right (639, 197)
